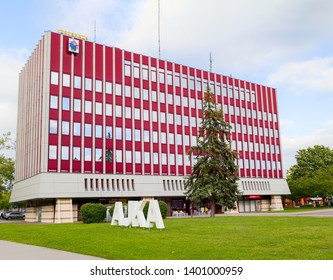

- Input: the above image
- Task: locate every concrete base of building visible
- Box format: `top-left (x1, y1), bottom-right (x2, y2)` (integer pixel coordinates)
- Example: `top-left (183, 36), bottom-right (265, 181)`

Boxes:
top-left (22, 195), bottom-right (285, 223)
top-left (25, 199), bottom-right (78, 223)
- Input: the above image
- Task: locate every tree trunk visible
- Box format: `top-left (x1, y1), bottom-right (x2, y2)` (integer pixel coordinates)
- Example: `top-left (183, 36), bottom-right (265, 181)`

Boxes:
top-left (210, 198), bottom-right (216, 217)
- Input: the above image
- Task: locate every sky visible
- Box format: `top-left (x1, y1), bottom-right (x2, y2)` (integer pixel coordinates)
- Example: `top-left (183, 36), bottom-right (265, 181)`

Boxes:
top-left (1, 0), bottom-right (333, 176)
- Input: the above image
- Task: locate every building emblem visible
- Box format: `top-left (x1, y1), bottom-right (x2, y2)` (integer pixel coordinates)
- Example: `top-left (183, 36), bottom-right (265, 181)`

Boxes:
top-left (69, 38), bottom-right (79, 53)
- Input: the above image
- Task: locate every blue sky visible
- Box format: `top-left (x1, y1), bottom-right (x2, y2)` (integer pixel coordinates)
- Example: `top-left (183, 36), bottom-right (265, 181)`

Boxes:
top-left (1, 0), bottom-right (333, 176)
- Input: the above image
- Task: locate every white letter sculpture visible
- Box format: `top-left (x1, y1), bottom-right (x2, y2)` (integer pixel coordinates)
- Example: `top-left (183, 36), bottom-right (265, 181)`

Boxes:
top-left (111, 200), bottom-right (165, 229)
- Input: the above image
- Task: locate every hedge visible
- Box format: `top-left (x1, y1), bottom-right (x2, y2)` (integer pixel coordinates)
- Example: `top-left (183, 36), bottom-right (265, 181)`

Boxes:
top-left (80, 203), bottom-right (106, 224)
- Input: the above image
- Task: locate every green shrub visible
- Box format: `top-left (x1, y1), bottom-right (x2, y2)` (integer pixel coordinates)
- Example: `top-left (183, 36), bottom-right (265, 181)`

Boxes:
top-left (80, 203), bottom-right (106, 224)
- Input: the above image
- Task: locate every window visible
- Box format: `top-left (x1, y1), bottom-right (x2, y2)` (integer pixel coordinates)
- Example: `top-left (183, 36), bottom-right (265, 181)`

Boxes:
top-left (151, 67), bottom-right (156, 82)
top-left (96, 102), bottom-right (102, 115)
top-left (161, 132), bottom-right (166, 144)
top-left (168, 114), bottom-right (174, 124)
top-left (134, 87), bottom-right (140, 99)
top-left (182, 74), bottom-right (187, 88)
top-left (135, 129), bottom-right (140, 141)
top-left (153, 131), bottom-right (158, 143)
top-left (84, 124), bottom-right (92, 137)
top-left (51, 71), bottom-right (59, 85)
top-left (125, 60), bottom-right (131, 76)
top-left (151, 90), bottom-right (157, 102)
top-left (133, 63), bottom-right (140, 79)
top-left (143, 89), bottom-right (149, 100)
top-left (105, 104), bottom-right (112, 116)
top-left (85, 101), bottom-right (92, 113)
top-left (85, 78), bottom-right (92, 91)
top-left (177, 155), bottom-right (183, 165)
top-left (183, 96), bottom-right (188, 107)
top-left (84, 148), bottom-right (92, 161)
top-left (144, 130), bottom-right (150, 142)
top-left (106, 82), bottom-right (112, 94)
top-left (168, 94), bottom-right (173, 104)
top-left (160, 92), bottom-right (165, 103)
top-left (95, 80), bottom-right (102, 92)
top-left (167, 71), bottom-right (173, 85)
top-left (50, 95), bottom-right (58, 109)
top-left (126, 151), bottom-right (132, 163)
top-left (62, 121), bottom-right (69, 135)
top-left (176, 115), bottom-right (181, 125)
top-left (74, 76), bottom-right (81, 89)
top-left (177, 134), bottom-right (182, 145)
top-left (175, 73), bottom-right (180, 87)
top-left (135, 151), bottom-right (141, 163)
top-left (152, 111), bottom-right (157, 122)
top-left (49, 120), bottom-right (57, 134)
top-left (169, 154), bottom-right (175, 165)
top-left (169, 133), bottom-right (174, 144)
top-left (61, 146), bottom-right (69, 160)
top-left (134, 108), bottom-right (140, 120)
top-left (125, 85), bottom-right (131, 97)
top-left (73, 122), bottom-right (80, 136)
top-left (116, 127), bottom-right (122, 140)
top-left (184, 135), bottom-right (190, 146)
top-left (62, 97), bottom-right (70, 111)
top-left (125, 107), bottom-right (131, 119)
top-left (74, 99), bottom-right (81, 112)
top-left (106, 126), bottom-right (112, 139)
top-left (125, 128), bottom-right (132, 141)
top-left (190, 78), bottom-right (195, 90)
top-left (143, 110), bottom-right (149, 121)
top-left (159, 69), bottom-right (165, 84)
top-left (115, 84), bottom-right (122, 96)
top-left (142, 65), bottom-right (148, 80)
top-left (63, 74), bottom-right (70, 87)
top-left (96, 148), bottom-right (102, 161)
top-left (96, 125), bottom-right (102, 138)
top-left (153, 153), bottom-right (158, 164)
top-left (116, 105), bottom-right (122, 117)
top-left (49, 145), bottom-right (57, 159)
top-left (144, 152), bottom-right (150, 164)
top-left (116, 150), bottom-right (122, 163)
top-left (183, 116), bottom-right (189, 126)
top-left (161, 153), bottom-right (167, 165)
top-left (73, 147), bottom-right (80, 160)
top-left (160, 112), bottom-right (166, 123)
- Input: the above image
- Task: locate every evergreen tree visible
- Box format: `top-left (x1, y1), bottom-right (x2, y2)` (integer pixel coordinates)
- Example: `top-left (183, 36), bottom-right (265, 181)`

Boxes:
top-left (184, 87), bottom-right (240, 216)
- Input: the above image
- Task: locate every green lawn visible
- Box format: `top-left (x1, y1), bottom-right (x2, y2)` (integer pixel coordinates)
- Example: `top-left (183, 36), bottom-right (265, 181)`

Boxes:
top-left (1, 216), bottom-right (333, 260)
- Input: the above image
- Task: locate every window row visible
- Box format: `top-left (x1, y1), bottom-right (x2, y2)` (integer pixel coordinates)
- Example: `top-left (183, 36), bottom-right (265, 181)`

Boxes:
top-left (238, 158), bottom-right (282, 171)
top-left (124, 60), bottom-right (257, 103)
top-left (49, 145), bottom-right (191, 166)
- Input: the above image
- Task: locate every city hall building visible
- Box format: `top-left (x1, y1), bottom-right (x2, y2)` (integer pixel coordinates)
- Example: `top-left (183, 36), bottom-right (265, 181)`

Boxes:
top-left (11, 30), bottom-right (290, 223)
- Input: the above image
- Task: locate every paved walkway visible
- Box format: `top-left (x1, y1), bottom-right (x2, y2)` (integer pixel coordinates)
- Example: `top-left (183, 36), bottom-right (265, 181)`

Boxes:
top-left (0, 240), bottom-right (104, 260)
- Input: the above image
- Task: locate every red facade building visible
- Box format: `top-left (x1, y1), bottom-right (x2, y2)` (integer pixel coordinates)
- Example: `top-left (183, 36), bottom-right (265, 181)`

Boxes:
top-left (11, 31), bottom-right (290, 222)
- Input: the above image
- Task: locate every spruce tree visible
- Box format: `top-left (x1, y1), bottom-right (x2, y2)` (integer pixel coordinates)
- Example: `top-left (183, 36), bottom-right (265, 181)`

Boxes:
top-left (184, 86), bottom-right (240, 216)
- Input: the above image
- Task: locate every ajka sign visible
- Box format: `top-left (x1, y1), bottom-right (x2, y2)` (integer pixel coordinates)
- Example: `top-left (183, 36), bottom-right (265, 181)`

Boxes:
top-left (111, 200), bottom-right (165, 229)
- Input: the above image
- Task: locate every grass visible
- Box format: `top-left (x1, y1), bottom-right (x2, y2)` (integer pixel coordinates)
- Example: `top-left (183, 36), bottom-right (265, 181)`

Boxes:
top-left (1, 216), bottom-right (333, 260)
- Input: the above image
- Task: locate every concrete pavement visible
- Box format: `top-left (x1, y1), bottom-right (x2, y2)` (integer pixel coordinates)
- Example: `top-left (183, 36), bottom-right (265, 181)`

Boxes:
top-left (0, 240), bottom-right (104, 260)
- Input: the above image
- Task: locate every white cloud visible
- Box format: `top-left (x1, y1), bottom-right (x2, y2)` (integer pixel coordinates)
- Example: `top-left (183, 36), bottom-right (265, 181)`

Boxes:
top-left (0, 48), bottom-right (29, 136)
top-left (268, 57), bottom-right (333, 95)
top-left (281, 120), bottom-right (333, 174)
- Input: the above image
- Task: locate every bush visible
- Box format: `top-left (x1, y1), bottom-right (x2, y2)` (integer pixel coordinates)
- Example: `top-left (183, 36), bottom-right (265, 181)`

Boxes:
top-left (80, 203), bottom-right (106, 224)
